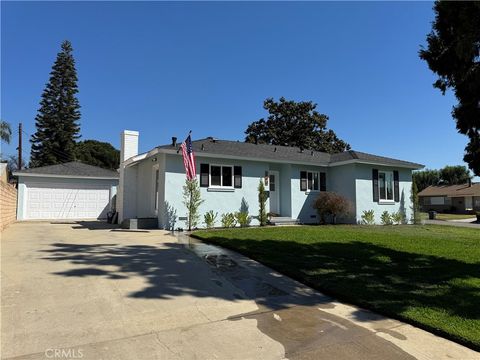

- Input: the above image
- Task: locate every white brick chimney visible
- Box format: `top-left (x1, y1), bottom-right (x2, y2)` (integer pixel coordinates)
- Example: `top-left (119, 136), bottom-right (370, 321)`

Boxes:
top-left (120, 130), bottom-right (139, 163)
top-left (118, 130), bottom-right (139, 223)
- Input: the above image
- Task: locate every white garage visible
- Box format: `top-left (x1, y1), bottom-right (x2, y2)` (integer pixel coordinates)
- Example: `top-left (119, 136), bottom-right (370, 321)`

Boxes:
top-left (14, 161), bottom-right (119, 220)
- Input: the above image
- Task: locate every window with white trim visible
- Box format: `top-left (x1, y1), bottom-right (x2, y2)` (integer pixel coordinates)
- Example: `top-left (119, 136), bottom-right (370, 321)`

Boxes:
top-left (307, 171), bottom-right (320, 191)
top-left (378, 171), bottom-right (394, 201)
top-left (210, 165), bottom-right (233, 188)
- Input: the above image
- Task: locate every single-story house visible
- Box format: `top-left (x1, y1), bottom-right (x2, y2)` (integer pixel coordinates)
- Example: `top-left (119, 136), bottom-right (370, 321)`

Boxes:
top-left (13, 161), bottom-right (118, 220)
top-left (117, 130), bottom-right (423, 228)
top-left (418, 183), bottom-right (480, 213)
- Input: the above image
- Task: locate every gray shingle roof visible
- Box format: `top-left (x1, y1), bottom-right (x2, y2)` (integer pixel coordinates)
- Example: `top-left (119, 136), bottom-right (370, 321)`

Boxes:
top-left (158, 138), bottom-right (423, 168)
top-left (13, 161), bottom-right (119, 178)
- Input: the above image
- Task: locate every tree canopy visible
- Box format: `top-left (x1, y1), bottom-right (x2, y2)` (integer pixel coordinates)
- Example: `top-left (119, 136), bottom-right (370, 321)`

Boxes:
top-left (1, 120), bottom-right (12, 144)
top-left (245, 97), bottom-right (350, 154)
top-left (419, 2), bottom-right (480, 175)
top-left (74, 140), bottom-right (120, 170)
top-left (413, 165), bottom-right (472, 192)
top-left (30, 40), bottom-right (81, 167)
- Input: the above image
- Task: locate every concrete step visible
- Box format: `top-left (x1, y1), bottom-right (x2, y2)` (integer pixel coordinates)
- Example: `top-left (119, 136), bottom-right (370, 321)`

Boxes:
top-left (269, 217), bottom-right (299, 226)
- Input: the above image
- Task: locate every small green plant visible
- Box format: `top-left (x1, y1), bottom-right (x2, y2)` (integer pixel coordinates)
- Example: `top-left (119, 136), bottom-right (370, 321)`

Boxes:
top-left (182, 179), bottom-right (204, 231)
top-left (361, 210), bottom-right (375, 225)
top-left (221, 213), bottom-right (237, 228)
top-left (235, 211), bottom-right (251, 227)
top-left (381, 211), bottom-right (393, 225)
top-left (203, 210), bottom-right (218, 229)
top-left (258, 179), bottom-right (268, 226)
top-left (391, 211), bottom-right (403, 225)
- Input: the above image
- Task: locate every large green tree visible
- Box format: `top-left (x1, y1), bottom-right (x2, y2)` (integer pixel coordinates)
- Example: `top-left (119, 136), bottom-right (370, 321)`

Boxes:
top-left (245, 97), bottom-right (350, 153)
top-left (438, 165), bottom-right (472, 186)
top-left (412, 169), bottom-right (440, 192)
top-left (419, 2), bottom-right (480, 175)
top-left (413, 165), bottom-right (472, 192)
top-left (0, 120), bottom-right (12, 144)
top-left (30, 41), bottom-right (81, 167)
top-left (74, 140), bottom-right (120, 170)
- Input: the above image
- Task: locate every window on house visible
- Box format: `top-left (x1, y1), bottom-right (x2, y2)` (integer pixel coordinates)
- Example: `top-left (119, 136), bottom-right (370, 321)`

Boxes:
top-left (300, 171), bottom-right (325, 191)
top-left (308, 171), bottom-right (319, 191)
top-left (431, 197), bottom-right (445, 205)
top-left (210, 165), bottom-right (233, 187)
top-left (378, 171), bottom-right (394, 201)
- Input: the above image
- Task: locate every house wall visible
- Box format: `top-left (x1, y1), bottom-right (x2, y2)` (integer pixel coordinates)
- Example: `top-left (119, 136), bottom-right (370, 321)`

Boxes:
top-left (354, 164), bottom-right (413, 224)
top-left (290, 164), bottom-right (329, 223)
top-left (16, 176), bottom-right (118, 220)
top-left (162, 154), bottom-right (269, 229)
top-left (328, 164), bottom-right (357, 223)
top-left (118, 165), bottom-right (138, 221)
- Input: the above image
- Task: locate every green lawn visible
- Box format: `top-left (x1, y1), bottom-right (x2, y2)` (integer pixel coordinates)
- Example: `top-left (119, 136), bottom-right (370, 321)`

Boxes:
top-left (421, 212), bottom-right (477, 221)
top-left (192, 225), bottom-right (480, 350)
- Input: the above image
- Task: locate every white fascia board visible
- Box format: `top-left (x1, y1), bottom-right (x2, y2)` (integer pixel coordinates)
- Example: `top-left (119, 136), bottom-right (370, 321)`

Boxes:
top-left (159, 148), bottom-right (330, 168)
top-left (13, 173), bottom-right (119, 180)
top-left (128, 147), bottom-right (423, 170)
top-left (328, 159), bottom-right (424, 170)
top-left (123, 148), bottom-right (160, 168)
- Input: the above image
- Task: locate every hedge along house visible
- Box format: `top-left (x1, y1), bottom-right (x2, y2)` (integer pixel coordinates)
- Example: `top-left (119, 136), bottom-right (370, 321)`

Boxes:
top-left (117, 130), bottom-right (423, 228)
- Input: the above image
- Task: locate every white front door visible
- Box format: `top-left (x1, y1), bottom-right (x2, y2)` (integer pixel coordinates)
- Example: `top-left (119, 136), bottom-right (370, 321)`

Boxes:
top-left (269, 171), bottom-right (280, 215)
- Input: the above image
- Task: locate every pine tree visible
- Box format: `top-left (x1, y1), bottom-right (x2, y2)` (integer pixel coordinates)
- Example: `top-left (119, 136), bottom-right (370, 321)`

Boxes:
top-left (30, 41), bottom-right (81, 167)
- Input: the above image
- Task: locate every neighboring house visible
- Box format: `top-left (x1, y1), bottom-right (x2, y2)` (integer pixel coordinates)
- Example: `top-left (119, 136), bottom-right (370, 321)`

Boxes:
top-left (117, 130), bottom-right (423, 228)
top-left (13, 162), bottom-right (118, 220)
top-left (418, 183), bottom-right (480, 213)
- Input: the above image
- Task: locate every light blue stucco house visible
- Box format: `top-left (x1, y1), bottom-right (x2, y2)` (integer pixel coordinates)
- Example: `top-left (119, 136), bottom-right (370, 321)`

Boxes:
top-left (117, 130), bottom-right (423, 228)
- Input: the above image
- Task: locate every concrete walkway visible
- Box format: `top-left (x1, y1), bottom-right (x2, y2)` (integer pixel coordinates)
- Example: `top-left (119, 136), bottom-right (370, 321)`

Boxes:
top-left (1, 222), bottom-right (477, 360)
top-left (425, 219), bottom-right (480, 228)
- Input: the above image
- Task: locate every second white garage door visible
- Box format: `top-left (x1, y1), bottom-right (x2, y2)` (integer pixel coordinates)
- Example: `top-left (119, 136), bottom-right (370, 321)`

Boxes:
top-left (25, 182), bottom-right (111, 220)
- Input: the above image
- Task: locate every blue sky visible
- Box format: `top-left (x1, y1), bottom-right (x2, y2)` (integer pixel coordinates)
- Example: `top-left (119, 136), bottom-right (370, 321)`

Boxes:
top-left (1, 1), bottom-right (473, 176)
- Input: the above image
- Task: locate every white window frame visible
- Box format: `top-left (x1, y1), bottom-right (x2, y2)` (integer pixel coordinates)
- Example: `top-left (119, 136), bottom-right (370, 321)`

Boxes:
top-left (378, 170), bottom-right (394, 203)
top-left (306, 171), bottom-right (320, 192)
top-left (152, 164), bottom-right (160, 215)
top-left (209, 164), bottom-right (234, 189)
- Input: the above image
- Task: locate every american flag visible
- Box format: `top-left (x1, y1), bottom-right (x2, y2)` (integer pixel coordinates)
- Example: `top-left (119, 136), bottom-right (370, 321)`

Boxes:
top-left (181, 134), bottom-right (196, 180)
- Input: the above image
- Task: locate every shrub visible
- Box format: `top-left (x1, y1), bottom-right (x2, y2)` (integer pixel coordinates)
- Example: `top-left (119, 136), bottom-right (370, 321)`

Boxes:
top-left (203, 210), bottom-right (218, 229)
top-left (361, 210), bottom-right (375, 225)
top-left (221, 213), bottom-right (237, 228)
top-left (381, 211), bottom-right (393, 225)
top-left (391, 211), bottom-right (403, 225)
top-left (258, 180), bottom-right (268, 226)
top-left (312, 192), bottom-right (351, 224)
top-left (235, 211), bottom-right (251, 227)
top-left (182, 179), bottom-right (204, 231)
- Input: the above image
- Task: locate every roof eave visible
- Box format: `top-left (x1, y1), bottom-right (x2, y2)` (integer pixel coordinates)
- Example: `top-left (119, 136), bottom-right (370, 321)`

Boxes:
top-left (13, 172), bottom-right (119, 180)
top-left (328, 159), bottom-right (424, 170)
top-left (156, 148), bottom-right (331, 167)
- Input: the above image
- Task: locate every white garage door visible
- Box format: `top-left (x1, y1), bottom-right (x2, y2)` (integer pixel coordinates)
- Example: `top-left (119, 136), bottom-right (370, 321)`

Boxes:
top-left (25, 182), bottom-right (111, 220)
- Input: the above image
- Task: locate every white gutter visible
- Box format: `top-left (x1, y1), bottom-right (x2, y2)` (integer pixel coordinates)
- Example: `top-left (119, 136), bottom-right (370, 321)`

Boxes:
top-left (122, 147), bottom-right (423, 170)
top-left (12, 173), bottom-right (119, 180)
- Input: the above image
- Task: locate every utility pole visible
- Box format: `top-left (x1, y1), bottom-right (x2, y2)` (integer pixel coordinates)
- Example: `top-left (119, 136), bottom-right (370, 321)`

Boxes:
top-left (18, 123), bottom-right (22, 170)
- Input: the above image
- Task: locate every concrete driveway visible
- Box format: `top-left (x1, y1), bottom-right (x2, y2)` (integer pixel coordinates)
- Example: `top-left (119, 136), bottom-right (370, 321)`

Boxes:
top-left (1, 222), bottom-right (477, 360)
